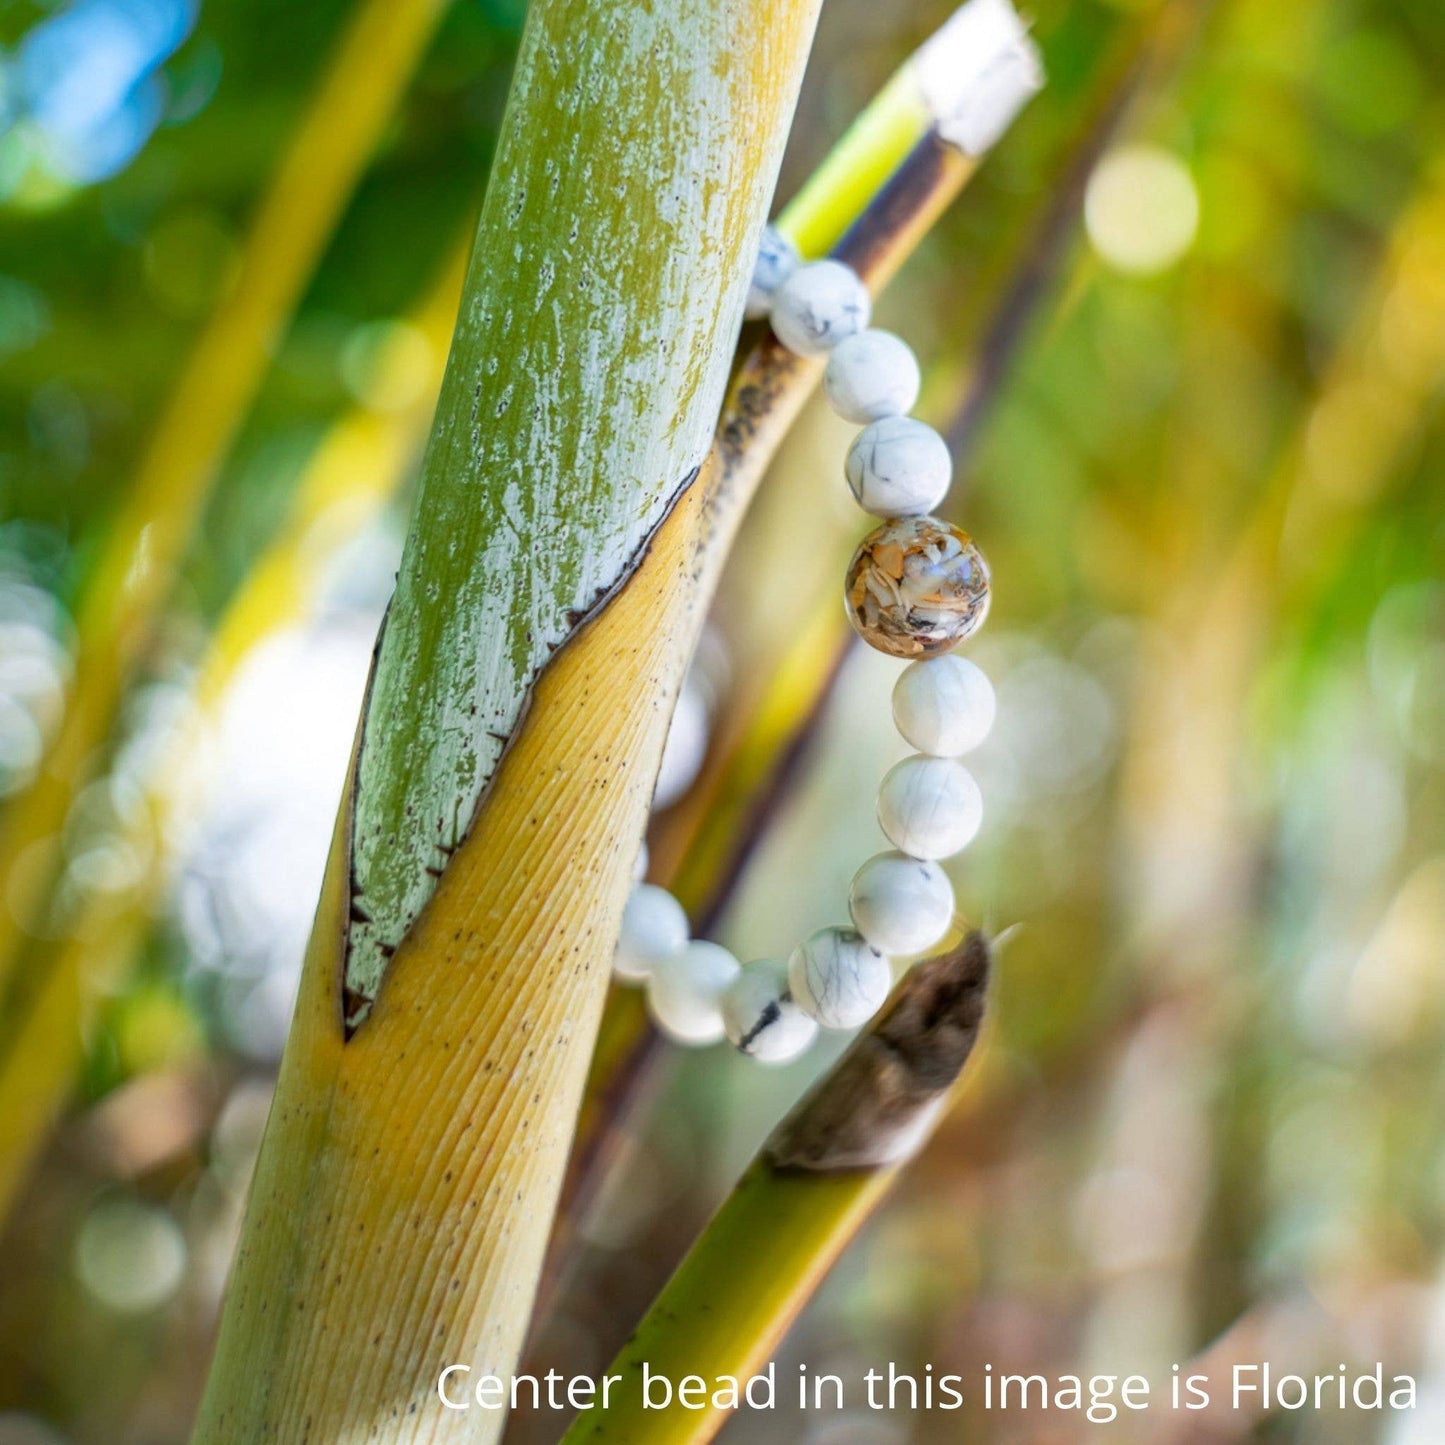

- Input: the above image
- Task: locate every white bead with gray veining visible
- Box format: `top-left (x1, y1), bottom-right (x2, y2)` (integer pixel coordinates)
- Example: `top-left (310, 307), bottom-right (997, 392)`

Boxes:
top-left (722, 958), bottom-right (818, 1064)
top-left (614, 882), bottom-right (688, 982)
top-left (845, 416), bottom-right (953, 518)
top-left (892, 654), bottom-right (995, 757)
top-left (745, 225), bottom-right (801, 319)
top-left (848, 851), bottom-right (955, 956)
top-left (823, 329), bottom-right (922, 423)
top-left (647, 939), bottom-right (741, 1044)
top-left (769, 260), bottom-right (872, 356)
top-left (788, 926), bottom-right (892, 1029)
top-left (877, 754), bottom-right (983, 860)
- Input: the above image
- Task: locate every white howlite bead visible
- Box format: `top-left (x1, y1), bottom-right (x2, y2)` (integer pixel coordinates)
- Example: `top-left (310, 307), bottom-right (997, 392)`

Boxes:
top-left (892, 655), bottom-right (996, 756)
top-left (647, 940), bottom-right (740, 1045)
top-left (848, 851), bottom-right (955, 956)
top-left (844, 416), bottom-right (952, 517)
top-left (745, 226), bottom-right (800, 320)
top-left (614, 883), bottom-right (687, 983)
top-left (823, 329), bottom-right (922, 424)
top-left (788, 927), bottom-right (892, 1030)
top-left (769, 260), bottom-right (871, 357)
top-left (722, 959), bottom-right (818, 1065)
top-left (877, 754), bottom-right (983, 860)
top-left (653, 678), bottom-right (709, 810)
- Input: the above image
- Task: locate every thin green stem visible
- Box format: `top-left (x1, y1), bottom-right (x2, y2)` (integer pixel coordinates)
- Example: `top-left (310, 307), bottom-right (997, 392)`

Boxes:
top-left (778, 68), bottom-right (933, 258)
top-left (560, 939), bottom-right (992, 1445)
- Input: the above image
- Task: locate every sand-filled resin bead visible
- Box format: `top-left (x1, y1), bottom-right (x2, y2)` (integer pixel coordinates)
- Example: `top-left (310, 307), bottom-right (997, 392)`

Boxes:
top-left (788, 927), bottom-right (891, 1029)
top-left (845, 516), bottom-right (991, 658)
top-left (848, 851), bottom-right (955, 956)
top-left (746, 226), bottom-right (800, 320)
top-left (770, 260), bottom-right (871, 356)
top-left (721, 959), bottom-right (818, 1064)
top-left (877, 754), bottom-right (983, 860)
top-left (647, 939), bottom-right (740, 1044)
top-left (892, 655), bottom-right (996, 756)
top-left (824, 330), bottom-right (922, 424)
top-left (844, 416), bottom-right (951, 517)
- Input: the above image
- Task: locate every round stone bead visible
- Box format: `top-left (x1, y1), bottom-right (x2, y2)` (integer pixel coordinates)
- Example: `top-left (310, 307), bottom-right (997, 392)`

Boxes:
top-left (892, 655), bottom-right (995, 757)
top-left (844, 416), bottom-right (952, 517)
top-left (848, 851), bottom-right (955, 956)
top-left (745, 226), bottom-right (801, 320)
top-left (769, 260), bottom-right (871, 357)
top-left (823, 330), bottom-right (921, 424)
top-left (721, 959), bottom-right (818, 1065)
top-left (788, 927), bottom-right (891, 1030)
top-left (845, 516), bottom-right (990, 659)
top-left (647, 940), bottom-right (740, 1045)
top-left (877, 755), bottom-right (982, 860)
top-left (614, 882), bottom-right (687, 982)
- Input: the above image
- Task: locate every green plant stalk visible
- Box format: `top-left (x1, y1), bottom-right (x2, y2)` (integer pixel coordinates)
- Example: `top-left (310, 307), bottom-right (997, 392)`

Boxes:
top-left (0, 0), bottom-right (454, 1008)
top-left (191, 1), bottom-right (825, 1438)
top-left (560, 936), bottom-right (993, 1445)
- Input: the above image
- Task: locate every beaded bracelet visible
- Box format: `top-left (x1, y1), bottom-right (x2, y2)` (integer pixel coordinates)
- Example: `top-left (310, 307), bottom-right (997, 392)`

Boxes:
top-left (611, 228), bottom-right (994, 1066)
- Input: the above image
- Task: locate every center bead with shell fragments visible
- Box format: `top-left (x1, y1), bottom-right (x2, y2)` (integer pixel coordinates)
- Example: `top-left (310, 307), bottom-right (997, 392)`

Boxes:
top-left (844, 515), bottom-right (991, 658)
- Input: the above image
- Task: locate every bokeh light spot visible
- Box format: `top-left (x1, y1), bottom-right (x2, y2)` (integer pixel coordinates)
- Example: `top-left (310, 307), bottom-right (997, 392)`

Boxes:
top-left (1085, 144), bottom-right (1199, 276)
top-left (74, 1196), bottom-right (187, 1313)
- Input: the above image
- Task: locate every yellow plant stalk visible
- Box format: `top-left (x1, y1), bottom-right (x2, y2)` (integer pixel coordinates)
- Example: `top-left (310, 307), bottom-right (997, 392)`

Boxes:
top-left (195, 473), bottom-right (763, 1442)
top-left (552, 592), bottom-right (850, 1298)
top-left (0, 246), bottom-right (466, 1223)
top-left (560, 936), bottom-right (993, 1445)
top-left (0, 895), bottom-right (143, 1221)
top-left (0, 0), bottom-right (453, 1004)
